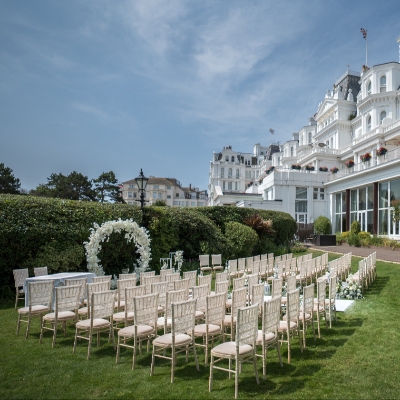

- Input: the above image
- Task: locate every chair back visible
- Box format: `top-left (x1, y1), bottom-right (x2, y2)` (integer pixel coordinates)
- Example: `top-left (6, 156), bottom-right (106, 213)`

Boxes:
top-left (286, 275), bottom-right (296, 292)
top-left (246, 257), bottom-right (253, 272)
top-left (87, 281), bottom-right (112, 316)
top-left (140, 271), bottom-right (155, 283)
top-left (34, 267), bottom-right (48, 277)
top-left (125, 286), bottom-right (147, 313)
top-left (142, 275), bottom-right (161, 293)
top-left (55, 285), bottom-right (81, 313)
top-left (150, 281), bottom-right (168, 308)
top-left (235, 303), bottom-right (259, 347)
top-left (252, 261), bottom-right (260, 277)
top-left (160, 269), bottom-right (174, 280)
top-left (238, 258), bottom-right (246, 273)
top-left (302, 284), bottom-right (315, 314)
top-left (316, 278), bottom-right (326, 308)
top-left (206, 293), bottom-right (225, 326)
top-left (328, 274), bottom-right (337, 300)
top-left (215, 280), bottom-right (229, 295)
top-left (231, 287), bottom-right (247, 317)
top-left (164, 289), bottom-right (187, 333)
top-left (183, 270), bottom-right (197, 288)
top-left (92, 275), bottom-right (112, 287)
top-left (90, 290), bottom-right (115, 320)
top-left (199, 255), bottom-right (210, 268)
top-left (229, 259), bottom-right (238, 273)
top-left (211, 254), bottom-right (222, 267)
top-left (233, 276), bottom-right (246, 290)
top-left (263, 297), bottom-right (281, 336)
top-left (65, 278), bottom-right (87, 302)
top-left (192, 284), bottom-right (209, 312)
top-left (247, 274), bottom-right (259, 293)
top-left (260, 254), bottom-right (268, 260)
top-left (271, 278), bottom-right (283, 298)
top-left (28, 281), bottom-right (54, 308)
top-left (117, 278), bottom-right (137, 302)
top-left (198, 274), bottom-right (212, 293)
top-left (133, 293), bottom-right (159, 329)
top-left (13, 269), bottom-right (29, 288)
top-left (251, 283), bottom-right (264, 313)
top-left (286, 289), bottom-right (300, 323)
top-left (165, 273), bottom-right (181, 291)
top-left (215, 271), bottom-right (229, 282)
top-left (174, 278), bottom-right (190, 299)
top-left (119, 273), bottom-right (137, 281)
top-left (171, 299), bottom-right (197, 337)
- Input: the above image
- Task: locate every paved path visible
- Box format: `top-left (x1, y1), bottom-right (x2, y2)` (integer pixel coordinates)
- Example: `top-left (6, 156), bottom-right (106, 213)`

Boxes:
top-left (308, 243), bottom-right (400, 264)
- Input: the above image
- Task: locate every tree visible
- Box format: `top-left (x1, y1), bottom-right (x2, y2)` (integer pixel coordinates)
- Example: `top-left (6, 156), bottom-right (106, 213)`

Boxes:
top-left (34, 171), bottom-right (96, 201)
top-left (0, 163), bottom-right (21, 194)
top-left (93, 171), bottom-right (123, 203)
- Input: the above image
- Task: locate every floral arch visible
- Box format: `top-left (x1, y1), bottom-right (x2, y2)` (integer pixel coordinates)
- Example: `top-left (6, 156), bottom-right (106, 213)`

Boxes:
top-left (84, 219), bottom-right (151, 276)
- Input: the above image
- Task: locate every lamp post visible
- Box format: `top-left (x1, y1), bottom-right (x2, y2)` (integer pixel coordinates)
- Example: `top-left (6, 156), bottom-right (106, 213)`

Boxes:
top-left (135, 169), bottom-right (149, 209)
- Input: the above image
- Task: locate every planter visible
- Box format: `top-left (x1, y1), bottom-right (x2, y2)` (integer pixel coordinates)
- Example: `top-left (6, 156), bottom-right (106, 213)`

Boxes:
top-left (316, 234), bottom-right (337, 246)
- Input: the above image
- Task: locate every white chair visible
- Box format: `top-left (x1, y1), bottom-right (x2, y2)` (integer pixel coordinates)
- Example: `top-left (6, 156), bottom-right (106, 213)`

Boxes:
top-left (300, 284), bottom-right (316, 348)
top-left (119, 273), bottom-right (137, 281)
top-left (40, 285), bottom-right (81, 347)
top-left (199, 254), bottom-right (212, 275)
top-left (151, 299), bottom-right (199, 383)
top-left (17, 280), bottom-right (54, 339)
top-left (116, 293), bottom-right (159, 369)
top-left (65, 277), bottom-right (87, 307)
top-left (113, 286), bottom-right (147, 329)
top-left (173, 278), bottom-right (190, 300)
top-left (198, 274), bottom-right (212, 294)
top-left (78, 281), bottom-right (110, 320)
top-left (314, 278), bottom-right (327, 338)
top-left (325, 274), bottom-right (337, 328)
top-left (13, 268), bottom-right (29, 309)
top-left (209, 303), bottom-right (260, 399)
top-left (223, 287), bottom-right (247, 341)
top-left (34, 266), bottom-right (48, 277)
top-left (211, 254), bottom-right (224, 273)
top-left (115, 278), bottom-right (137, 311)
top-left (192, 284), bottom-right (209, 321)
top-left (157, 289), bottom-right (186, 333)
top-left (73, 290), bottom-right (116, 359)
top-left (151, 281), bottom-right (168, 315)
top-left (92, 275), bottom-right (112, 287)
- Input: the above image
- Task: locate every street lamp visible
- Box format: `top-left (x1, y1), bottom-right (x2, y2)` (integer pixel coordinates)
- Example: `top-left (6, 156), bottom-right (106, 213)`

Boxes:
top-left (135, 168), bottom-right (149, 209)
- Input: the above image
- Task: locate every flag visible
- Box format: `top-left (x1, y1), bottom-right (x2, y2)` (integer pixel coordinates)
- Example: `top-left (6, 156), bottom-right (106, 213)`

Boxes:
top-left (360, 28), bottom-right (367, 39)
top-left (269, 128), bottom-right (274, 135)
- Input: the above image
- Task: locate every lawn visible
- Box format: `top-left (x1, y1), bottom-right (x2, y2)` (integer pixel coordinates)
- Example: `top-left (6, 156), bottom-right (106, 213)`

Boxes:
top-left (1, 251), bottom-right (400, 399)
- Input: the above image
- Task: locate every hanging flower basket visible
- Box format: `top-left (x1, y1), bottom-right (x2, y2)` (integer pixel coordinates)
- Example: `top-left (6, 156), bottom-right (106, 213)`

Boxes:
top-left (305, 165), bottom-right (315, 171)
top-left (291, 164), bottom-right (301, 170)
top-left (345, 160), bottom-right (355, 168)
top-left (319, 166), bottom-right (328, 172)
top-left (265, 166), bottom-right (275, 174)
top-left (360, 152), bottom-right (371, 162)
top-left (247, 181), bottom-right (253, 188)
top-left (330, 167), bottom-right (339, 174)
top-left (376, 147), bottom-right (387, 156)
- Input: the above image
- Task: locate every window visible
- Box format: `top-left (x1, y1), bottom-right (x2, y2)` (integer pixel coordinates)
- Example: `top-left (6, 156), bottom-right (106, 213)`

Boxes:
top-left (225, 155), bottom-right (229, 161)
top-left (380, 111), bottom-right (386, 125)
top-left (133, 192), bottom-right (137, 198)
top-left (167, 185), bottom-right (171, 190)
top-left (127, 201), bottom-right (133, 205)
top-left (320, 188), bottom-right (324, 200)
top-left (198, 202), bottom-right (204, 206)
top-left (128, 191), bottom-right (133, 198)
top-left (290, 146), bottom-right (294, 157)
top-left (367, 81), bottom-right (371, 95)
top-left (173, 201), bottom-right (179, 206)
top-left (231, 156), bottom-right (234, 162)
top-left (295, 187), bottom-right (308, 224)
top-left (153, 192), bottom-right (157, 198)
top-left (236, 169), bottom-right (239, 178)
top-left (220, 167), bottom-right (224, 178)
top-left (330, 137), bottom-right (333, 148)
top-left (235, 182), bottom-right (238, 191)
top-left (191, 202), bottom-right (195, 206)
top-left (222, 181), bottom-right (226, 190)
top-left (228, 182), bottom-right (232, 190)
top-left (129, 184), bottom-right (135, 189)
top-left (167, 195), bottom-right (171, 199)
top-left (176, 193), bottom-right (179, 198)
top-left (308, 132), bottom-right (312, 144)
top-left (228, 168), bottom-right (232, 178)
top-left (380, 75), bottom-right (386, 93)
top-left (367, 115), bottom-right (371, 131)
top-left (158, 193), bottom-right (162, 199)
top-left (277, 157), bottom-right (281, 166)
top-left (313, 188), bottom-right (318, 200)
top-left (153, 185), bottom-right (159, 189)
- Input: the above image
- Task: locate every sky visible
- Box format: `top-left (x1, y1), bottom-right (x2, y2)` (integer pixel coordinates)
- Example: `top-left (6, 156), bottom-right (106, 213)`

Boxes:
top-left (1, 0), bottom-right (400, 192)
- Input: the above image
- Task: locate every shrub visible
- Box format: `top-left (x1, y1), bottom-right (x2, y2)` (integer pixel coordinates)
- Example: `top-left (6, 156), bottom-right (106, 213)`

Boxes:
top-left (336, 233), bottom-right (344, 245)
top-left (341, 231), bottom-right (350, 240)
top-left (290, 242), bottom-right (307, 253)
top-left (351, 220), bottom-right (361, 235)
top-left (314, 216), bottom-right (331, 234)
top-left (348, 233), bottom-right (361, 247)
top-left (224, 221), bottom-right (259, 259)
top-left (358, 231), bottom-right (371, 239)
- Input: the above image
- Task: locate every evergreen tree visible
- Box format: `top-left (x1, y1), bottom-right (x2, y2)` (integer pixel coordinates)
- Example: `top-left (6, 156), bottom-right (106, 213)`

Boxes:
top-left (93, 171), bottom-right (124, 203)
top-left (0, 163), bottom-right (21, 194)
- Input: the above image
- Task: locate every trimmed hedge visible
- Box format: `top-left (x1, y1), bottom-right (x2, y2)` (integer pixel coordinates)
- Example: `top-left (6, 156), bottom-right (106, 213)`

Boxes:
top-left (0, 195), bottom-right (297, 294)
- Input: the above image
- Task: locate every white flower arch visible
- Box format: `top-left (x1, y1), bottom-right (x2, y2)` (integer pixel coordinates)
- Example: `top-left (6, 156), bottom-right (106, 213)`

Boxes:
top-left (84, 219), bottom-right (151, 276)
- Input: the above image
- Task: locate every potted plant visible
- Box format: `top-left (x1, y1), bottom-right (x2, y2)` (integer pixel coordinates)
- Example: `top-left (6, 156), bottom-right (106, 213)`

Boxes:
top-left (345, 160), bottom-right (355, 168)
top-left (360, 152), bottom-right (371, 162)
top-left (376, 147), bottom-right (387, 156)
top-left (330, 167), bottom-right (339, 173)
top-left (265, 166), bottom-right (275, 174)
top-left (291, 164), bottom-right (301, 170)
top-left (305, 165), bottom-right (315, 171)
top-left (319, 166), bottom-right (328, 172)
top-left (247, 181), bottom-right (253, 188)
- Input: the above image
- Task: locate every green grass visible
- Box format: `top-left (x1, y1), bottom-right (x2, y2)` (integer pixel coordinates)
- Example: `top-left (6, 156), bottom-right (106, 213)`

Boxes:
top-left (1, 252), bottom-right (400, 399)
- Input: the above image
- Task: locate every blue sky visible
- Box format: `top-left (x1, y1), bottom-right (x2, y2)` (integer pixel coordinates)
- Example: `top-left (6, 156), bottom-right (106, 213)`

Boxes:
top-left (1, 0), bottom-right (399, 192)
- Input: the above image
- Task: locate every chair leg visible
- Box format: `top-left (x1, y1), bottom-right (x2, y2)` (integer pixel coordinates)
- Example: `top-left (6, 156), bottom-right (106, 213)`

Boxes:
top-left (209, 354), bottom-right (214, 392)
top-left (235, 358), bottom-right (239, 399)
top-left (16, 314), bottom-right (21, 335)
top-left (116, 335), bottom-right (120, 364)
top-left (15, 289), bottom-right (18, 310)
top-left (73, 328), bottom-right (78, 354)
top-left (25, 314), bottom-right (32, 339)
top-left (193, 338), bottom-right (199, 371)
top-left (132, 337), bottom-right (137, 370)
top-left (87, 331), bottom-right (93, 360)
top-left (253, 351), bottom-right (260, 385)
top-left (150, 344), bottom-right (155, 376)
top-left (171, 346), bottom-right (175, 383)
top-left (276, 341), bottom-right (283, 367)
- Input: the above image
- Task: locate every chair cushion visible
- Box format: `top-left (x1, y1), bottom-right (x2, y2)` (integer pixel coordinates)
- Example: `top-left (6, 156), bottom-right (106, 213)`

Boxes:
top-left (76, 318), bottom-right (110, 330)
top-left (225, 299), bottom-right (232, 308)
top-left (211, 341), bottom-right (253, 357)
top-left (255, 330), bottom-right (276, 345)
top-left (43, 311), bottom-right (76, 321)
top-left (114, 300), bottom-right (125, 309)
top-left (313, 305), bottom-right (325, 312)
top-left (157, 317), bottom-right (171, 329)
top-left (223, 315), bottom-right (237, 326)
top-left (118, 324), bottom-right (154, 338)
top-left (193, 323), bottom-right (221, 336)
top-left (278, 320), bottom-right (297, 332)
top-left (113, 311), bottom-right (134, 322)
top-left (195, 310), bottom-right (204, 319)
top-left (78, 307), bottom-right (88, 315)
top-left (201, 267), bottom-right (212, 271)
top-left (213, 266), bottom-right (224, 270)
top-left (153, 333), bottom-right (192, 347)
top-left (18, 305), bottom-right (49, 315)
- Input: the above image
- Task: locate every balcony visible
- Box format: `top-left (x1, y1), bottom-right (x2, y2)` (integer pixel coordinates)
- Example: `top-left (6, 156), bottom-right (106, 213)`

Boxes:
top-left (297, 147), bottom-right (339, 162)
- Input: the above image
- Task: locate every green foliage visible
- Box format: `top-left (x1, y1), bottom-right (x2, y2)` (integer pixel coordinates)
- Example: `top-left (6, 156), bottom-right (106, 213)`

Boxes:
top-left (224, 221), bottom-right (259, 259)
top-left (93, 171), bottom-right (123, 203)
top-left (152, 200), bottom-right (167, 206)
top-left (290, 241), bottom-right (307, 253)
top-left (0, 163), bottom-right (21, 194)
top-left (351, 220), bottom-right (361, 235)
top-left (314, 215), bottom-right (331, 234)
top-left (348, 232), bottom-right (361, 247)
top-left (358, 231), bottom-right (371, 239)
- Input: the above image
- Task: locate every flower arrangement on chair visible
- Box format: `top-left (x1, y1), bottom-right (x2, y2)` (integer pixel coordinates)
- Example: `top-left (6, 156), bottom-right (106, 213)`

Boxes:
top-left (291, 164), bottom-right (301, 170)
top-left (305, 165), bottom-right (315, 171)
top-left (319, 166), bottom-right (328, 172)
top-left (330, 167), bottom-right (339, 174)
top-left (345, 160), bottom-right (355, 168)
top-left (360, 152), bottom-right (371, 162)
top-left (376, 147), bottom-right (387, 156)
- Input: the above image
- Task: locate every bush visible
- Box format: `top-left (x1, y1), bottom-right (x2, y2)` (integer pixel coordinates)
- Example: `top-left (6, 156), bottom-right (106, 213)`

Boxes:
top-left (290, 241), bottom-right (307, 253)
top-left (224, 221), bottom-right (259, 259)
top-left (358, 231), bottom-right (371, 239)
top-left (351, 220), bottom-right (361, 235)
top-left (314, 216), bottom-right (331, 234)
top-left (348, 232), bottom-right (361, 247)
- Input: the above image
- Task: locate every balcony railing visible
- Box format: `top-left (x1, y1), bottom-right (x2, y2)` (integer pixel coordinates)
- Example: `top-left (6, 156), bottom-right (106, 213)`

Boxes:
top-left (328, 148), bottom-right (400, 181)
top-left (297, 147), bottom-right (339, 161)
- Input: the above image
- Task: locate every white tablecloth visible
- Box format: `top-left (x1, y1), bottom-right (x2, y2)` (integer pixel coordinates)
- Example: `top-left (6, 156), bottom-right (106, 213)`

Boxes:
top-left (24, 272), bottom-right (96, 308)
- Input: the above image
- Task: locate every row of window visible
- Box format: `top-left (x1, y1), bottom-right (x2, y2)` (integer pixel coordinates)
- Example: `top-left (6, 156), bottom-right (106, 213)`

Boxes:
top-left (366, 75), bottom-right (386, 95)
top-left (366, 111), bottom-right (387, 131)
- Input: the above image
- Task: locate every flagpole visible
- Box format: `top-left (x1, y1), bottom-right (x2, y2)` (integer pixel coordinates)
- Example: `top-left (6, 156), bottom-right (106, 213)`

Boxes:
top-left (366, 34), bottom-right (368, 66)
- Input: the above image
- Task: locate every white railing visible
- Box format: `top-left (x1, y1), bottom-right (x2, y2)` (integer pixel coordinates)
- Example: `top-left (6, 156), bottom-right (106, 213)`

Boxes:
top-left (297, 147), bottom-right (339, 161)
top-left (383, 119), bottom-right (400, 133)
top-left (352, 127), bottom-right (381, 145)
top-left (328, 148), bottom-right (400, 181)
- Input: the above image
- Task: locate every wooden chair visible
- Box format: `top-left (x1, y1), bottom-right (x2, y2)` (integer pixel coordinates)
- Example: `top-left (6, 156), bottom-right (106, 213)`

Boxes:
top-left (151, 281), bottom-right (168, 315)
top-left (198, 274), bottom-right (212, 294)
top-left (165, 273), bottom-right (180, 292)
top-left (78, 281), bottom-right (110, 320)
top-left (173, 278), bottom-right (190, 300)
top-left (13, 268), bottom-right (29, 309)
top-left (313, 278), bottom-right (327, 338)
top-left (34, 267), bottom-right (48, 277)
top-left (223, 287), bottom-right (247, 341)
top-left (211, 254), bottom-right (224, 273)
top-left (119, 273), bottom-right (137, 281)
top-left (199, 255), bottom-right (212, 275)
top-left (209, 303), bottom-right (260, 399)
top-left (183, 270), bottom-right (197, 293)
top-left (151, 299), bottom-right (199, 383)
top-left (140, 271), bottom-right (155, 284)
top-left (65, 277), bottom-right (87, 307)
top-left (325, 274), bottom-right (337, 328)
top-left (192, 284), bottom-right (209, 321)
top-left (142, 275), bottom-right (161, 294)
top-left (300, 284), bottom-right (316, 348)
top-left (73, 290), bottom-right (116, 359)
top-left (113, 286), bottom-right (146, 329)
top-left (157, 289), bottom-right (186, 333)
top-left (160, 269), bottom-right (174, 280)
top-left (92, 275), bottom-right (112, 287)
top-left (115, 278), bottom-right (137, 311)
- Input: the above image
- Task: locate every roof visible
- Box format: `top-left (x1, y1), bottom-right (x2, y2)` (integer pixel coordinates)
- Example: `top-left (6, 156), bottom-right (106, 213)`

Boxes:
top-left (122, 177), bottom-right (179, 186)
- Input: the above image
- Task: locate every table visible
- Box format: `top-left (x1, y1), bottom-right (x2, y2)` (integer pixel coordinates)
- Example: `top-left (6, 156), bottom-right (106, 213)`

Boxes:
top-left (24, 272), bottom-right (96, 308)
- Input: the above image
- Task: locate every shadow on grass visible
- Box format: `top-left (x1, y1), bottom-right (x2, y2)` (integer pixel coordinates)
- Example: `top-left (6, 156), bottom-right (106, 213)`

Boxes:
top-left (364, 276), bottom-right (390, 296)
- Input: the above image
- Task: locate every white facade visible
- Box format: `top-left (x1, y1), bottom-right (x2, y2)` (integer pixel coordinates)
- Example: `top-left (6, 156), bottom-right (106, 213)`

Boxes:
top-left (122, 177), bottom-right (208, 207)
top-left (208, 59), bottom-right (400, 238)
